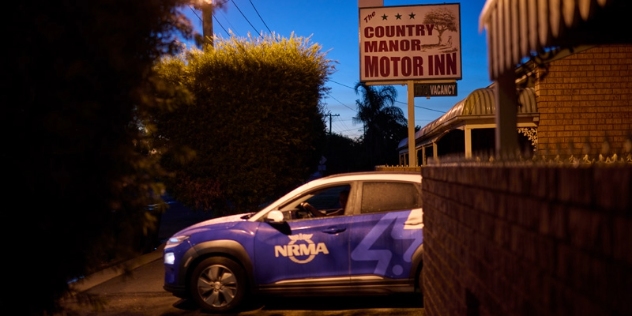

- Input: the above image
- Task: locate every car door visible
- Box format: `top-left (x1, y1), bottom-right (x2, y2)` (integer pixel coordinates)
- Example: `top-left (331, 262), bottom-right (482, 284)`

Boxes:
top-left (348, 181), bottom-right (423, 279)
top-left (252, 184), bottom-right (352, 285)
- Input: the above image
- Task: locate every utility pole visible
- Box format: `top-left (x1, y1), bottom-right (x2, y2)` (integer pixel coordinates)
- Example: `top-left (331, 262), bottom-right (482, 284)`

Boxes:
top-left (202, 0), bottom-right (213, 48)
top-left (324, 113), bottom-right (339, 135)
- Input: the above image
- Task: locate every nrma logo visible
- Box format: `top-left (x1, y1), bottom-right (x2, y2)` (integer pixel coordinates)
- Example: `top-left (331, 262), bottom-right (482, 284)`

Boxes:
top-left (274, 233), bottom-right (329, 264)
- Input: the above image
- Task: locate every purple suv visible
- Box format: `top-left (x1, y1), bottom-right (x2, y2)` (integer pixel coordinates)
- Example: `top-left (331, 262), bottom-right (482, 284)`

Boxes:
top-left (163, 171), bottom-right (424, 313)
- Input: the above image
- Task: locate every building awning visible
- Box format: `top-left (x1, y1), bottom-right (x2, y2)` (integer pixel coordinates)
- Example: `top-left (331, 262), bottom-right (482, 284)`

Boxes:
top-left (417, 86), bottom-right (536, 140)
top-left (479, 0), bottom-right (632, 79)
top-left (398, 86), bottom-right (538, 151)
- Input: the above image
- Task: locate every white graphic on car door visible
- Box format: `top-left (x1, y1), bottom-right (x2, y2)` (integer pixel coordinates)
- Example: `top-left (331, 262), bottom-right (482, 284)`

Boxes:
top-left (273, 233), bottom-right (330, 264)
top-left (350, 209), bottom-right (423, 276)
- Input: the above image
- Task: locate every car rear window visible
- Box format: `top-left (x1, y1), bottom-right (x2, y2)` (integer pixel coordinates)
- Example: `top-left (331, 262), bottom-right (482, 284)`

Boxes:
top-left (360, 181), bottom-right (421, 214)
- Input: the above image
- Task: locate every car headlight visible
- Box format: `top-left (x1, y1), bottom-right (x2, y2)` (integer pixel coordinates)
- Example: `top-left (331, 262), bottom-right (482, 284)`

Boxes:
top-left (165, 235), bottom-right (189, 249)
top-left (164, 235), bottom-right (189, 265)
top-left (164, 252), bottom-right (176, 265)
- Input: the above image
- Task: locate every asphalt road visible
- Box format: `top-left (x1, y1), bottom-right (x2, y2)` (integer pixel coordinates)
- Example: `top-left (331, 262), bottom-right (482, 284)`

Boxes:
top-left (61, 254), bottom-right (424, 316)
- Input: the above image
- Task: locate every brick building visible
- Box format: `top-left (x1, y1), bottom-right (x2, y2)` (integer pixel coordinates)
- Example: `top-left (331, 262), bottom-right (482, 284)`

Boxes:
top-left (535, 45), bottom-right (632, 158)
top-left (419, 44), bottom-right (632, 316)
top-left (419, 1), bottom-right (632, 316)
top-left (398, 45), bottom-right (632, 163)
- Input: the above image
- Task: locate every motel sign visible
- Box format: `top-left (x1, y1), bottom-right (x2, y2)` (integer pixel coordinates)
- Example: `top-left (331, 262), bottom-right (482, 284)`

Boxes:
top-left (359, 3), bottom-right (462, 83)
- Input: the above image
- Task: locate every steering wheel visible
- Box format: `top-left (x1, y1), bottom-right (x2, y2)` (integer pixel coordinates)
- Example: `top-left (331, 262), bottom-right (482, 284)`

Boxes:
top-left (296, 202), bottom-right (313, 218)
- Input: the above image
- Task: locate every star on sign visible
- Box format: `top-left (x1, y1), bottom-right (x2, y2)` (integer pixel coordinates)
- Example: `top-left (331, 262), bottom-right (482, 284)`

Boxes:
top-left (409, 12), bottom-right (416, 19)
top-left (381, 14), bottom-right (388, 20)
top-left (395, 13), bottom-right (402, 19)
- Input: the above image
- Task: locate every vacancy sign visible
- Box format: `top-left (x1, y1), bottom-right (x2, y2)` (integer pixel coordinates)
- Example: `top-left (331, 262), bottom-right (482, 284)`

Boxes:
top-left (359, 3), bottom-right (461, 83)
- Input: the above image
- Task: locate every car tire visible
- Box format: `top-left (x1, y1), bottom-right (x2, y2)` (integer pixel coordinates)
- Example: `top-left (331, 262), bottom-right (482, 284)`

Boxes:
top-left (190, 257), bottom-right (247, 313)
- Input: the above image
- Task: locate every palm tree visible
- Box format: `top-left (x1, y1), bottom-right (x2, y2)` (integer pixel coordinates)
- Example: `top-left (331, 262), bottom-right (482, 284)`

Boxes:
top-left (353, 82), bottom-right (408, 167)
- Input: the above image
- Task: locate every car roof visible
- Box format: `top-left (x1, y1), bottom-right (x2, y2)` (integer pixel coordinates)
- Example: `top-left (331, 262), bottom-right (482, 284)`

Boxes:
top-left (309, 171), bottom-right (421, 184)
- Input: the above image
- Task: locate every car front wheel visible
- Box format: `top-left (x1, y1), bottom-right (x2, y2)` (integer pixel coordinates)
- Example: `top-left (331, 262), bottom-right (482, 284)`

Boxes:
top-left (190, 257), bottom-right (247, 313)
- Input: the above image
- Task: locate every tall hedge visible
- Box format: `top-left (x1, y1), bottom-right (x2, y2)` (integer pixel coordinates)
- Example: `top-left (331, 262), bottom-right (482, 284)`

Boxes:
top-left (154, 34), bottom-right (333, 214)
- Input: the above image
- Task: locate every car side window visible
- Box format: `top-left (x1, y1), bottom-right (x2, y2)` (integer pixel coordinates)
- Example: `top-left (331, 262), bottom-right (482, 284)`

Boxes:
top-left (304, 185), bottom-right (349, 210)
top-left (360, 181), bottom-right (421, 214)
top-left (280, 184), bottom-right (350, 220)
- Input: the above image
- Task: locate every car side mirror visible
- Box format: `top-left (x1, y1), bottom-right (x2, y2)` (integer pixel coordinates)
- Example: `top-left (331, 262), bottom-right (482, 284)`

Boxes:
top-left (265, 210), bottom-right (285, 224)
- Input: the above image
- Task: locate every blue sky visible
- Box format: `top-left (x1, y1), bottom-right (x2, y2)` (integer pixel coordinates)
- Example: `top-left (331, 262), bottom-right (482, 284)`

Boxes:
top-left (183, 0), bottom-right (491, 139)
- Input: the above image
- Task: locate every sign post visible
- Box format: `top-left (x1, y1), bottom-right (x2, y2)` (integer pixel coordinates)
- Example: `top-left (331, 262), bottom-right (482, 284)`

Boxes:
top-left (407, 80), bottom-right (416, 166)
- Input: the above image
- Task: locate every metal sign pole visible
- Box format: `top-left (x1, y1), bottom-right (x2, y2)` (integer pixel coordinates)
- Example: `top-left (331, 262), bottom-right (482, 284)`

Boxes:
top-left (407, 80), bottom-right (416, 167)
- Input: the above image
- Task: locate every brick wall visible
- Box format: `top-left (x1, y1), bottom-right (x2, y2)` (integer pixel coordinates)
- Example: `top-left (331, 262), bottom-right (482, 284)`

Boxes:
top-left (536, 45), bottom-right (632, 157)
top-left (421, 165), bottom-right (632, 315)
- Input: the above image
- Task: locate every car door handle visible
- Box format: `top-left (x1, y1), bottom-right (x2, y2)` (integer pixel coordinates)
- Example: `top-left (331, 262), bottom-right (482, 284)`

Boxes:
top-left (322, 227), bottom-right (346, 234)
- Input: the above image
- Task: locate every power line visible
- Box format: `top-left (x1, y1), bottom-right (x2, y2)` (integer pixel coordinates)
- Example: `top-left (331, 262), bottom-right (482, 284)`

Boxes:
top-left (186, 5), bottom-right (441, 134)
top-left (188, 5), bottom-right (202, 23)
top-left (248, 0), bottom-right (272, 34)
top-left (333, 119), bottom-right (360, 136)
top-left (337, 127), bottom-right (363, 132)
top-left (330, 79), bottom-right (445, 114)
top-left (213, 15), bottom-right (230, 36)
top-left (329, 80), bottom-right (356, 90)
top-left (414, 106), bottom-right (445, 113)
top-left (230, 0), bottom-right (260, 36)
top-left (217, 10), bottom-right (239, 37)
top-left (189, 5), bottom-right (230, 38)
top-left (395, 100), bottom-right (445, 113)
top-left (326, 93), bottom-right (355, 111)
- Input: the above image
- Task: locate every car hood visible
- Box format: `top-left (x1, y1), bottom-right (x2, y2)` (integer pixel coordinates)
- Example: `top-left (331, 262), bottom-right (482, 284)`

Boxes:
top-left (172, 212), bottom-right (254, 236)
